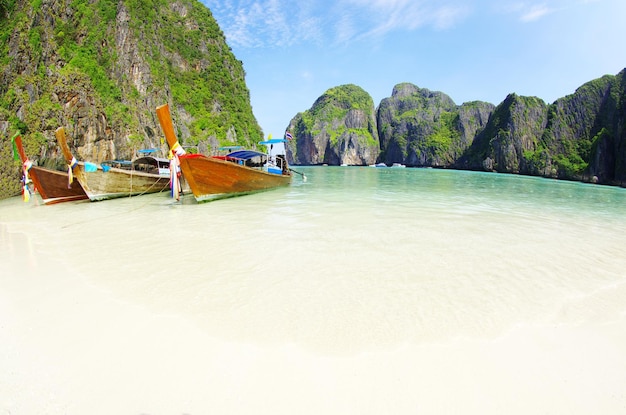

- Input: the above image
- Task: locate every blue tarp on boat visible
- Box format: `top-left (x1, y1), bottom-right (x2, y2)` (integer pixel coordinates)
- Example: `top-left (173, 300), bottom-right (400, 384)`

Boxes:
top-left (226, 150), bottom-right (266, 160)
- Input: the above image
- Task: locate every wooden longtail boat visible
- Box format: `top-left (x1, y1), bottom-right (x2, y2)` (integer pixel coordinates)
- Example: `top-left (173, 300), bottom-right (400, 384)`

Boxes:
top-left (156, 103), bottom-right (292, 202)
top-left (55, 127), bottom-right (171, 202)
top-left (11, 133), bottom-right (88, 204)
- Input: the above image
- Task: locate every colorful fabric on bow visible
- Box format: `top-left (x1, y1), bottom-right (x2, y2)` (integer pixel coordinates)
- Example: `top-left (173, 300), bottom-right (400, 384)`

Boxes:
top-left (21, 159), bottom-right (33, 202)
top-left (84, 162), bottom-right (98, 172)
top-left (168, 141), bottom-right (185, 201)
top-left (67, 156), bottom-right (77, 188)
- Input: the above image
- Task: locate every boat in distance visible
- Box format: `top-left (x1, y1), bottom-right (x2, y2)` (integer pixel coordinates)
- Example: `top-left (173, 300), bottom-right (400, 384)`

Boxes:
top-left (11, 133), bottom-right (88, 204)
top-left (56, 127), bottom-right (171, 202)
top-left (156, 103), bottom-right (292, 202)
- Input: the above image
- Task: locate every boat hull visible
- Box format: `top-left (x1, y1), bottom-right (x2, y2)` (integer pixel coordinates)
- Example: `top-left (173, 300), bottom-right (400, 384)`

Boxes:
top-left (12, 133), bottom-right (88, 205)
top-left (29, 166), bottom-right (88, 204)
top-left (72, 163), bottom-right (170, 201)
top-left (179, 154), bottom-right (291, 202)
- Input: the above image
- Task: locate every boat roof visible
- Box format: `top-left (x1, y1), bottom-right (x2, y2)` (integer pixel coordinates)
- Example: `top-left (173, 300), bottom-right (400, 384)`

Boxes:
top-left (102, 156), bottom-right (169, 166)
top-left (226, 150), bottom-right (266, 160)
top-left (134, 156), bottom-right (169, 163)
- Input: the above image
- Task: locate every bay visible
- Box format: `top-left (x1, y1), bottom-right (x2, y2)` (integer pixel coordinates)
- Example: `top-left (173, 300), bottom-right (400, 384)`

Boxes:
top-left (2, 167), bottom-right (626, 414)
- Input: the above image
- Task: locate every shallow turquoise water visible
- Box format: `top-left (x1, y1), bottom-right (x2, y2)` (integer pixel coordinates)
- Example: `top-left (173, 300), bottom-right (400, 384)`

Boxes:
top-left (2, 167), bottom-right (626, 352)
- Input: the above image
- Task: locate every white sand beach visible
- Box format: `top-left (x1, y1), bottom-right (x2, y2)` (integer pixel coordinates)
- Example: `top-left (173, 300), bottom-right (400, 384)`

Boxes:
top-left (2, 219), bottom-right (626, 414)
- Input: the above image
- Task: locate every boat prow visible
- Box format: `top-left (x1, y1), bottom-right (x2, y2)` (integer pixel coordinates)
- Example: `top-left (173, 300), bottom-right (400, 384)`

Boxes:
top-left (11, 133), bottom-right (88, 204)
top-left (156, 103), bottom-right (292, 202)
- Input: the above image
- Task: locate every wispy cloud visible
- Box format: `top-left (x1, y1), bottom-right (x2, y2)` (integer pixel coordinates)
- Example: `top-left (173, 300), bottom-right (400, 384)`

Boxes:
top-left (519, 4), bottom-right (553, 21)
top-left (202, 0), bottom-right (471, 48)
top-left (202, 0), bottom-right (321, 47)
top-left (339, 0), bottom-right (470, 40)
top-left (495, 2), bottom-right (560, 23)
top-left (431, 5), bottom-right (471, 29)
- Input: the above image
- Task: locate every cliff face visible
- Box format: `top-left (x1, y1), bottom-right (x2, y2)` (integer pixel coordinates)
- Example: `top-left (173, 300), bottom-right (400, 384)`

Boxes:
top-left (292, 69), bottom-right (626, 186)
top-left (543, 74), bottom-right (625, 183)
top-left (457, 94), bottom-right (549, 174)
top-left (459, 72), bottom-right (626, 184)
top-left (612, 70), bottom-right (626, 184)
top-left (377, 83), bottom-right (493, 167)
top-left (286, 84), bottom-right (379, 165)
top-left (0, 0), bottom-right (261, 198)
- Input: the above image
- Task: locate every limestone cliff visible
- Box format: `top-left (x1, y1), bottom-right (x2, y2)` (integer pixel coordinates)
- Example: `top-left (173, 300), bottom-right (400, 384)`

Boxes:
top-left (543, 73), bottom-right (626, 184)
top-left (377, 83), bottom-right (493, 167)
top-left (291, 69), bottom-right (626, 186)
top-left (459, 71), bottom-right (626, 185)
top-left (0, 0), bottom-right (261, 198)
top-left (456, 94), bottom-right (549, 174)
top-left (286, 84), bottom-right (379, 165)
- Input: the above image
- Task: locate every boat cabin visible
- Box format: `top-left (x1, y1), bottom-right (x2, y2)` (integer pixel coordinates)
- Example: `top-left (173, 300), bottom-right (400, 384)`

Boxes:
top-left (211, 140), bottom-right (289, 176)
top-left (132, 156), bottom-right (170, 176)
top-left (259, 138), bottom-right (289, 175)
top-left (101, 156), bottom-right (169, 177)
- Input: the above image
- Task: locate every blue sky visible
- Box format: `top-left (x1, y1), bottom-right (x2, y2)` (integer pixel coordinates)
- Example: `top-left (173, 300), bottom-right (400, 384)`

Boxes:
top-left (200, 0), bottom-right (626, 138)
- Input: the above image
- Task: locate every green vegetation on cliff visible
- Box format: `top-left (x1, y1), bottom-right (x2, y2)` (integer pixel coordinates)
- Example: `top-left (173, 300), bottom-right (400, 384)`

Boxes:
top-left (302, 85), bottom-right (371, 125)
top-left (295, 72), bottom-right (624, 184)
top-left (0, 0), bottom-right (13, 18)
top-left (537, 75), bottom-right (620, 180)
top-left (423, 111), bottom-right (459, 160)
top-left (290, 84), bottom-right (379, 165)
top-left (376, 84), bottom-right (463, 166)
top-left (300, 84), bottom-right (376, 146)
top-left (1, 0), bottom-right (262, 198)
top-left (456, 72), bottom-right (626, 185)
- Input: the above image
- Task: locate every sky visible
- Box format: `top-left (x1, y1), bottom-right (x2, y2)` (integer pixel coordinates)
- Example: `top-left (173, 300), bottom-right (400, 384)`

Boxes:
top-left (200, 0), bottom-right (626, 138)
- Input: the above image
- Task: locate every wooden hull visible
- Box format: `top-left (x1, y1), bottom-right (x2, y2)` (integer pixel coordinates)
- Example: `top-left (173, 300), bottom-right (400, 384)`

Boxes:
top-left (179, 154), bottom-right (291, 202)
top-left (29, 166), bottom-right (88, 204)
top-left (156, 102), bottom-right (290, 202)
top-left (12, 133), bottom-right (88, 204)
top-left (72, 162), bottom-right (170, 201)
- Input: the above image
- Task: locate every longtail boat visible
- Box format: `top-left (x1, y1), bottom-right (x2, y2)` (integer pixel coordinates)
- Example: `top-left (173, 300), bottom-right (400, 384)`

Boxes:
top-left (156, 103), bottom-right (292, 202)
top-left (55, 127), bottom-right (171, 202)
top-left (11, 133), bottom-right (88, 204)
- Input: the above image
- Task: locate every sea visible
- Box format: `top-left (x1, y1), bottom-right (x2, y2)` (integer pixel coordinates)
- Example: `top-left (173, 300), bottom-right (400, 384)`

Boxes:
top-left (2, 166), bottom-right (626, 414)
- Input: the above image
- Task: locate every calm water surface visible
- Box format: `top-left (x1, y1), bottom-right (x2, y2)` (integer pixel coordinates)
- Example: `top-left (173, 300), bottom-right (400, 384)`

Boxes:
top-left (3, 167), bottom-right (626, 353)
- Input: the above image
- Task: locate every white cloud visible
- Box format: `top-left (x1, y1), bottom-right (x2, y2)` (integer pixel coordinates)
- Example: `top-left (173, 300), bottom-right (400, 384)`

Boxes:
top-left (519, 4), bottom-right (553, 22)
top-left (493, 1), bottom-right (561, 22)
top-left (202, 0), bottom-right (471, 49)
top-left (431, 5), bottom-right (471, 29)
top-left (339, 0), bottom-right (470, 42)
top-left (355, 0), bottom-right (468, 29)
